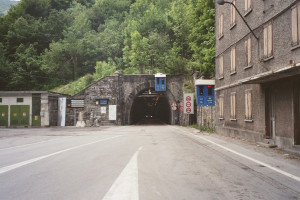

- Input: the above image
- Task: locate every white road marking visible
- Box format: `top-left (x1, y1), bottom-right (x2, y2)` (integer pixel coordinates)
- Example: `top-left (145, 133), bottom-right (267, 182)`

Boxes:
top-left (0, 139), bottom-right (59, 151)
top-left (102, 147), bottom-right (143, 200)
top-left (170, 126), bottom-right (300, 182)
top-left (0, 135), bottom-right (123, 175)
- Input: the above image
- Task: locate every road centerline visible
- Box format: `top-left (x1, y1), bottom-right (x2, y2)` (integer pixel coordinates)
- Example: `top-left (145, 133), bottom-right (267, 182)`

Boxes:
top-left (0, 135), bottom-right (124, 175)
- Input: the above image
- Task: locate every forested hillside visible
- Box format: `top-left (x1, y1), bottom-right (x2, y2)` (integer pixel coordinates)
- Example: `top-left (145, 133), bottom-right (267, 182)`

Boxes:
top-left (0, 0), bottom-right (215, 93)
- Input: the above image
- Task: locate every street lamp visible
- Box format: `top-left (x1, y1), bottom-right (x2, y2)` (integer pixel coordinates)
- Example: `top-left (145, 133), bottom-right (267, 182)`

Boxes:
top-left (216, 0), bottom-right (258, 40)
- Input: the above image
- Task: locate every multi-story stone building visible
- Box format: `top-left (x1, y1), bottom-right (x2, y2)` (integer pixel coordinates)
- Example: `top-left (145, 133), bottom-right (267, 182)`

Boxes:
top-left (215, 0), bottom-right (300, 150)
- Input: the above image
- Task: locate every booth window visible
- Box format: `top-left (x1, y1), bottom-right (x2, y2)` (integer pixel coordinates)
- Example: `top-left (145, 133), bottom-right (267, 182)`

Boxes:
top-left (161, 78), bottom-right (165, 85)
top-left (17, 98), bottom-right (24, 103)
top-left (199, 85), bottom-right (204, 96)
top-left (208, 86), bottom-right (213, 96)
top-left (156, 78), bottom-right (159, 85)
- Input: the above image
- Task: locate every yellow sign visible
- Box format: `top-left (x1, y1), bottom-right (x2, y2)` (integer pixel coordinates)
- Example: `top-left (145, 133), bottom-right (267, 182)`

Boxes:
top-left (35, 115), bottom-right (39, 120)
top-left (13, 113), bottom-right (17, 117)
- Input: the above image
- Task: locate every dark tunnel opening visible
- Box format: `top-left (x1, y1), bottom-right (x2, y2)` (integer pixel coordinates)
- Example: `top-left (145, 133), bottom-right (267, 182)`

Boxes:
top-left (130, 88), bottom-right (171, 125)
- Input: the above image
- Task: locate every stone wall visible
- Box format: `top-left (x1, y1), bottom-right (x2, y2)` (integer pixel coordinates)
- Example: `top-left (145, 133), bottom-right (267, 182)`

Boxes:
top-left (197, 106), bottom-right (215, 131)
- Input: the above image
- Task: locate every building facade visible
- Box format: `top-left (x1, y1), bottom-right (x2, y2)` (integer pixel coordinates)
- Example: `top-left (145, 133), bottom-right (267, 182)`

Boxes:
top-left (0, 91), bottom-right (68, 127)
top-left (215, 0), bottom-right (300, 149)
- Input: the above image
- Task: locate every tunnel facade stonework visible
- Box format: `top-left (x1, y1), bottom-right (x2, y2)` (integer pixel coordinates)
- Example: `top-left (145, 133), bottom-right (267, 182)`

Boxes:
top-left (66, 73), bottom-right (185, 126)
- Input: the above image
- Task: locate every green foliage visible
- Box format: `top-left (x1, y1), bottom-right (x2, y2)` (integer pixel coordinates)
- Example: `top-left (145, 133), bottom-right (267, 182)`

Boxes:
top-left (0, 0), bottom-right (216, 92)
top-left (94, 60), bottom-right (116, 80)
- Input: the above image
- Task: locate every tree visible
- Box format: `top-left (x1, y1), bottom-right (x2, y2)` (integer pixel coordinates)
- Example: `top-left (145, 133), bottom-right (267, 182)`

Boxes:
top-left (188, 0), bottom-right (215, 78)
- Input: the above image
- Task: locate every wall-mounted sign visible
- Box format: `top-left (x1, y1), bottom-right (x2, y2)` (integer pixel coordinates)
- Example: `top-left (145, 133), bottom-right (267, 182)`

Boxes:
top-left (23, 112), bottom-right (27, 117)
top-left (1, 112), bottom-right (5, 117)
top-left (109, 105), bottom-right (117, 120)
top-left (99, 99), bottom-right (108, 105)
top-left (71, 100), bottom-right (84, 108)
top-left (101, 107), bottom-right (106, 114)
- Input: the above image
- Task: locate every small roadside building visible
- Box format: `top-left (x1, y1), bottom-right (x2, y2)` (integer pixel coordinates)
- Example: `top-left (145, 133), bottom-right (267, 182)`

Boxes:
top-left (0, 91), bottom-right (69, 127)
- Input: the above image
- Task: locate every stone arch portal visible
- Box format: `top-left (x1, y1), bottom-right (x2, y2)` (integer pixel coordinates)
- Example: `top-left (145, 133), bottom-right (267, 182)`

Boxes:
top-left (129, 87), bottom-right (172, 124)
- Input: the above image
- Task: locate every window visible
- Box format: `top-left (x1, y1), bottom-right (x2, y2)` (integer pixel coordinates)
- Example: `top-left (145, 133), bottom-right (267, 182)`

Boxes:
top-left (291, 4), bottom-right (300, 47)
top-left (245, 36), bottom-right (252, 67)
top-left (263, 22), bottom-right (273, 59)
top-left (17, 98), bottom-right (24, 103)
top-left (162, 78), bottom-right (165, 85)
top-left (244, 0), bottom-right (252, 14)
top-left (219, 95), bottom-right (224, 119)
top-left (230, 46), bottom-right (236, 74)
top-left (230, 0), bottom-right (236, 27)
top-left (245, 90), bottom-right (252, 121)
top-left (0, 98), bottom-right (2, 103)
top-left (230, 93), bottom-right (236, 120)
top-left (219, 56), bottom-right (224, 79)
top-left (219, 13), bottom-right (224, 38)
top-left (156, 78), bottom-right (159, 85)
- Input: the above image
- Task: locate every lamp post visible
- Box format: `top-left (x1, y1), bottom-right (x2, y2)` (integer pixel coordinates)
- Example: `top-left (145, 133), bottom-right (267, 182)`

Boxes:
top-left (216, 0), bottom-right (258, 40)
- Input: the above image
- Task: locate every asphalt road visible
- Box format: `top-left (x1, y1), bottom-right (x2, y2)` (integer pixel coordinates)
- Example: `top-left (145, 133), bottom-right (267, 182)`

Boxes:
top-left (0, 125), bottom-right (300, 200)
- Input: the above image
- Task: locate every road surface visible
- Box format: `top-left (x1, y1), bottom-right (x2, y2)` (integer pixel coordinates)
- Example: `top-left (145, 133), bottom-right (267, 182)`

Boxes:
top-left (0, 125), bottom-right (300, 200)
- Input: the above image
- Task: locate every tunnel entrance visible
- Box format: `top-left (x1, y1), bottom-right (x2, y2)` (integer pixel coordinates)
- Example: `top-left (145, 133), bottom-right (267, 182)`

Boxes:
top-left (130, 88), bottom-right (171, 125)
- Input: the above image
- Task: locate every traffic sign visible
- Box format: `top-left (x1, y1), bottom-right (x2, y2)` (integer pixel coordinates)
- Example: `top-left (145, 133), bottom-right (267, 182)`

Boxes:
top-left (171, 101), bottom-right (177, 111)
top-left (183, 93), bottom-right (194, 114)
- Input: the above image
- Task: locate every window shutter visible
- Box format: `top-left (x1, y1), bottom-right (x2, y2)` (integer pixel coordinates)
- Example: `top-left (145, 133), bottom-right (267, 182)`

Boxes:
top-left (245, 40), bottom-right (248, 65)
top-left (233, 94), bottom-right (236, 119)
top-left (230, 95), bottom-right (233, 118)
top-left (268, 23), bottom-right (273, 57)
top-left (248, 92), bottom-right (252, 119)
top-left (220, 14), bottom-right (224, 36)
top-left (264, 27), bottom-right (268, 57)
top-left (219, 56), bottom-right (224, 77)
top-left (231, 48), bottom-right (233, 72)
top-left (233, 47), bottom-right (236, 72)
top-left (248, 37), bottom-right (252, 65)
top-left (298, 5), bottom-right (300, 43)
top-left (245, 92), bottom-right (248, 119)
top-left (292, 6), bottom-right (298, 45)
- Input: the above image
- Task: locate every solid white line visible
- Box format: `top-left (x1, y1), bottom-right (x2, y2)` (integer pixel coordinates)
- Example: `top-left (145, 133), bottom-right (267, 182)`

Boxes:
top-left (195, 135), bottom-right (300, 182)
top-left (0, 135), bottom-right (123, 175)
top-left (169, 126), bottom-right (300, 182)
top-left (102, 147), bottom-right (143, 200)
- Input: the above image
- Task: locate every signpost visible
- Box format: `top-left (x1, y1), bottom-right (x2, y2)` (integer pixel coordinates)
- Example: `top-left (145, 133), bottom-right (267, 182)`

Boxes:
top-left (183, 93), bottom-right (194, 114)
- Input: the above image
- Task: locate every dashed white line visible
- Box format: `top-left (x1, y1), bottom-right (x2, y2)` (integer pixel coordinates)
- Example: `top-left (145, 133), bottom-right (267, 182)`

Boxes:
top-left (102, 147), bottom-right (143, 200)
top-left (0, 135), bottom-right (123, 175)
